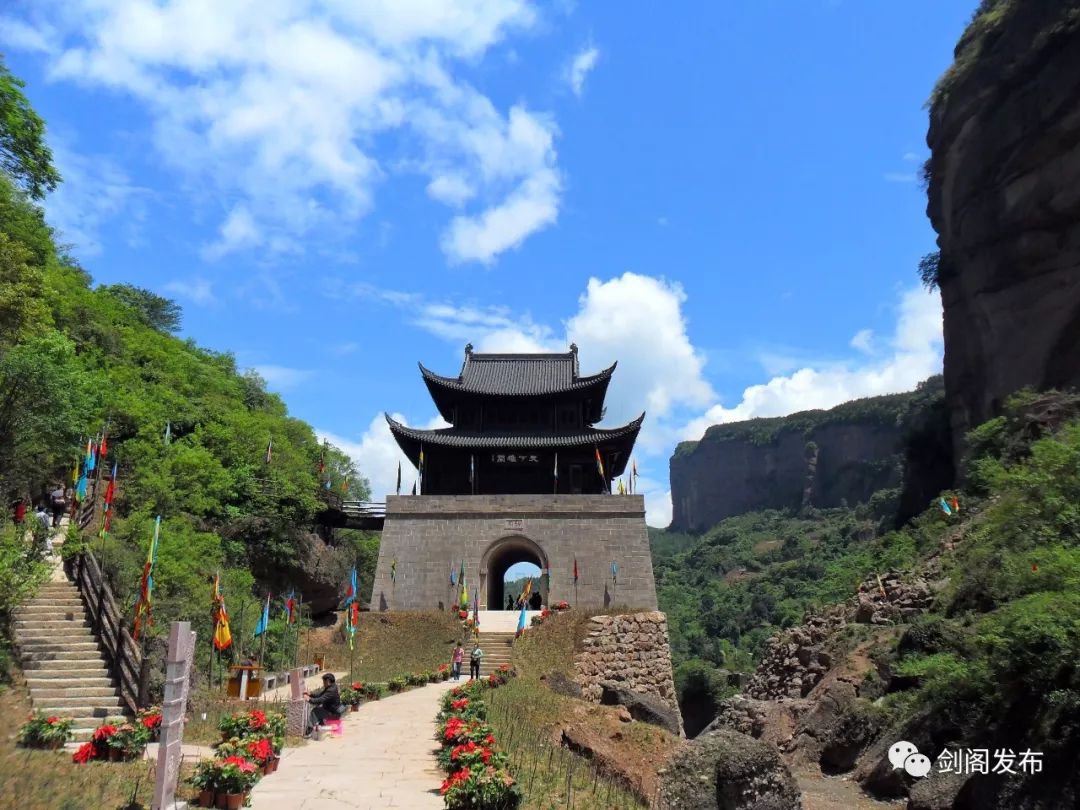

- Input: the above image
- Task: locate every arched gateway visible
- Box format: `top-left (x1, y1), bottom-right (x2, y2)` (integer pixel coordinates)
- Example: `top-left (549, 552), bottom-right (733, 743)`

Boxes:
top-left (371, 345), bottom-right (658, 612)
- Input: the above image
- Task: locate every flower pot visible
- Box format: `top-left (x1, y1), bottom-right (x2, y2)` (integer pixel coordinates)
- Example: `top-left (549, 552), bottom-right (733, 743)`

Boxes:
top-left (197, 789), bottom-right (214, 807)
top-left (108, 747), bottom-right (122, 762)
top-left (224, 792), bottom-right (245, 810)
top-left (268, 756), bottom-right (280, 773)
top-left (349, 703), bottom-right (359, 713)
top-left (46, 739), bottom-right (63, 751)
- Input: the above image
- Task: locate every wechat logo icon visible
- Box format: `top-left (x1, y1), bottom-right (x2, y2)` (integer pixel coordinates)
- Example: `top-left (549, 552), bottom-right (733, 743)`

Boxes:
top-left (888, 741), bottom-right (931, 778)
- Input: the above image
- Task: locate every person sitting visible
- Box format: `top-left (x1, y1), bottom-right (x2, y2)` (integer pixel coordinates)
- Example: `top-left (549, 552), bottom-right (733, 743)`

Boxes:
top-left (528, 590), bottom-right (543, 610)
top-left (304, 673), bottom-right (344, 736)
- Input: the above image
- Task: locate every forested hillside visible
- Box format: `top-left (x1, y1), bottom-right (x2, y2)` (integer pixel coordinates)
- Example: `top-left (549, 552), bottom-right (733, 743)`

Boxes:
top-left (0, 57), bottom-right (375, 665)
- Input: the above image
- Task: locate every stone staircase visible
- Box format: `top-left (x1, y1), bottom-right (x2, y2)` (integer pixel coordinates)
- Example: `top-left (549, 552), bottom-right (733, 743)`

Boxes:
top-left (15, 578), bottom-right (128, 742)
top-left (475, 632), bottom-right (515, 677)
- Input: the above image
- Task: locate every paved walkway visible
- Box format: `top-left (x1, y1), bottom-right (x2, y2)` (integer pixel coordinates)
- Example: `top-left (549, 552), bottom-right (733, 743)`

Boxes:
top-left (250, 679), bottom-right (459, 809)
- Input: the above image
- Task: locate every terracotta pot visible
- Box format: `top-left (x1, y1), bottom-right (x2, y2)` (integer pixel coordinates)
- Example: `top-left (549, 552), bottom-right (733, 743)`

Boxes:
top-left (108, 747), bottom-right (122, 762)
top-left (268, 757), bottom-right (279, 773)
top-left (197, 789), bottom-right (214, 807)
top-left (47, 739), bottom-right (63, 750)
top-left (349, 703), bottom-right (359, 713)
top-left (215, 793), bottom-right (230, 810)
top-left (226, 792), bottom-right (245, 810)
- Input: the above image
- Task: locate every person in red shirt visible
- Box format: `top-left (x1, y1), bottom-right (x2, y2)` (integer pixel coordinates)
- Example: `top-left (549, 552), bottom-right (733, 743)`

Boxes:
top-left (12, 497), bottom-right (26, 525)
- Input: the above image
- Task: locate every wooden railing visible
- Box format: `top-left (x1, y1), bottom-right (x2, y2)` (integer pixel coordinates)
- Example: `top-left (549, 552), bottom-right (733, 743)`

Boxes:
top-left (70, 550), bottom-right (146, 714)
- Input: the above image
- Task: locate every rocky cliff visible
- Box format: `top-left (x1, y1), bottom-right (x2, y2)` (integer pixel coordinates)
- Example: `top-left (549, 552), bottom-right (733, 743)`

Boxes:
top-left (926, 0), bottom-right (1080, 456)
top-left (669, 381), bottom-right (945, 533)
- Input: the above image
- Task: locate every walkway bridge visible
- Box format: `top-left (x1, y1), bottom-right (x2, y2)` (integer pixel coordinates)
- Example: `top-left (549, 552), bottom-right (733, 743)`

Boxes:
top-left (315, 499), bottom-right (386, 531)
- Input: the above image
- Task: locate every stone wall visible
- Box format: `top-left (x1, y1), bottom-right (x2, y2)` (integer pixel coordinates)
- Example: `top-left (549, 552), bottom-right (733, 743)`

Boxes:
top-left (574, 612), bottom-right (679, 716)
top-left (370, 494), bottom-right (657, 611)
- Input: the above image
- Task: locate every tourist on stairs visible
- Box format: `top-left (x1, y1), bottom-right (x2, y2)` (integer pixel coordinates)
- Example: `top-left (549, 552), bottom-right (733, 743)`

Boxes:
top-left (469, 643), bottom-right (483, 680)
top-left (452, 642), bottom-right (464, 680)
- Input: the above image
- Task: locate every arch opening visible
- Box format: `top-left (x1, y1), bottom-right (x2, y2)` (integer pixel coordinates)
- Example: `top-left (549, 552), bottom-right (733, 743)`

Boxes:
top-left (484, 536), bottom-right (547, 610)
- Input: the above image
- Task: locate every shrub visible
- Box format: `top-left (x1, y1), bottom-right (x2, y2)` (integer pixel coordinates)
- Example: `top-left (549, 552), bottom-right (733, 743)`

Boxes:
top-left (388, 676), bottom-right (407, 693)
top-left (363, 682), bottom-right (387, 700)
top-left (17, 712), bottom-right (73, 748)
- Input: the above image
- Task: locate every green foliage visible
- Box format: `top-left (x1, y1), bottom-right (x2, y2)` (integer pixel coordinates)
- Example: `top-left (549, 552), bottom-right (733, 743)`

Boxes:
top-left (0, 57), bottom-right (60, 200)
top-left (917, 251), bottom-right (940, 291)
top-left (99, 283), bottom-right (182, 334)
top-left (0, 525), bottom-right (49, 622)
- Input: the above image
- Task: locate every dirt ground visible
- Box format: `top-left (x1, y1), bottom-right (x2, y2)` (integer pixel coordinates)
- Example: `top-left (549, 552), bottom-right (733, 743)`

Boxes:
top-left (796, 768), bottom-right (905, 810)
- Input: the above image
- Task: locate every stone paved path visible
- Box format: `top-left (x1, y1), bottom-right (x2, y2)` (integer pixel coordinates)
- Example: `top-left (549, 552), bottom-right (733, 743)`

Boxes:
top-left (250, 679), bottom-right (459, 809)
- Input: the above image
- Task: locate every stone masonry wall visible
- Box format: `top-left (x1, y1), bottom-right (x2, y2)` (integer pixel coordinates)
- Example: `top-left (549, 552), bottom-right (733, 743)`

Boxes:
top-left (370, 494), bottom-right (657, 612)
top-left (574, 612), bottom-right (679, 715)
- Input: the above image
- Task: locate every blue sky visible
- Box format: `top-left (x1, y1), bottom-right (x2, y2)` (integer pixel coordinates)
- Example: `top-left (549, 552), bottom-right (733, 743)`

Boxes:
top-left (1, 1), bottom-right (975, 526)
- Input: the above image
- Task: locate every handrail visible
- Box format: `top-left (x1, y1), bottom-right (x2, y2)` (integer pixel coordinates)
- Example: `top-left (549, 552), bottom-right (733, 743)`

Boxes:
top-left (71, 549), bottom-right (144, 714)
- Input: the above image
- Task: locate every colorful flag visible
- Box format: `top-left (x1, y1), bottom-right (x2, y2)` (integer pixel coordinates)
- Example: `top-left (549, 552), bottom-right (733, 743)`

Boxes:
top-left (85, 439), bottom-right (96, 473)
top-left (460, 580), bottom-right (469, 610)
top-left (71, 457), bottom-right (79, 485)
top-left (75, 469), bottom-right (88, 501)
top-left (472, 592), bottom-right (479, 630)
top-left (347, 601), bottom-right (359, 649)
top-left (340, 477), bottom-right (349, 495)
top-left (521, 578), bottom-right (533, 603)
top-left (396, 461), bottom-right (401, 495)
top-left (950, 496), bottom-right (960, 513)
top-left (254, 593), bottom-right (271, 637)
top-left (939, 497), bottom-right (952, 516)
top-left (284, 591), bottom-right (297, 624)
top-left (617, 478), bottom-right (626, 495)
top-left (324, 479), bottom-right (331, 490)
top-left (469, 454), bottom-right (475, 489)
top-left (632, 459), bottom-right (638, 491)
top-left (103, 462), bottom-right (117, 505)
top-left (450, 562), bottom-right (457, 587)
top-left (573, 558), bottom-right (579, 584)
top-left (264, 438), bottom-right (273, 465)
top-left (133, 516), bottom-right (161, 640)
top-left (390, 558), bottom-right (397, 584)
top-left (611, 561), bottom-right (618, 584)
top-left (164, 421), bottom-right (171, 445)
top-left (515, 603), bottom-right (527, 638)
top-left (458, 559), bottom-right (465, 591)
top-left (212, 574), bottom-right (233, 652)
top-left (99, 432), bottom-right (108, 460)
top-left (418, 447), bottom-right (425, 475)
top-left (318, 449), bottom-right (326, 477)
top-left (594, 447), bottom-right (605, 481)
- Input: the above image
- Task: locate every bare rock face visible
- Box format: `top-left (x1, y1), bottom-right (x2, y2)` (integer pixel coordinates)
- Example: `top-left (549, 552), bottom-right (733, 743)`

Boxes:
top-left (658, 729), bottom-right (802, 810)
top-left (926, 0), bottom-right (1080, 455)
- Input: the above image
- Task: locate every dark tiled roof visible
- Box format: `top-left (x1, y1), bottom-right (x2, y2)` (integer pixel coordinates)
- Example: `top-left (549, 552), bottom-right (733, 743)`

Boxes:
top-left (419, 352), bottom-right (616, 396)
top-left (385, 412), bottom-right (645, 448)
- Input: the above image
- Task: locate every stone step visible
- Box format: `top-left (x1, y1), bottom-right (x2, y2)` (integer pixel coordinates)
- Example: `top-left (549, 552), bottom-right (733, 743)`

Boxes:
top-left (17, 635), bottom-right (98, 647)
top-left (16, 623), bottom-right (96, 635)
top-left (21, 650), bottom-right (107, 665)
top-left (24, 667), bottom-right (112, 679)
top-left (42, 706), bottom-right (127, 722)
top-left (31, 685), bottom-right (119, 700)
top-left (15, 601), bottom-right (85, 613)
top-left (34, 695), bottom-right (123, 710)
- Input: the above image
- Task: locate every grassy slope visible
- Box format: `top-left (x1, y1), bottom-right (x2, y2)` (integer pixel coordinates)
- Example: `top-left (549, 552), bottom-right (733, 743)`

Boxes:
top-left (484, 611), bottom-right (680, 809)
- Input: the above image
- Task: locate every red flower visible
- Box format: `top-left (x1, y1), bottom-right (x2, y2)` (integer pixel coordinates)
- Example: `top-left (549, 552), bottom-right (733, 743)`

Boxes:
top-left (222, 755), bottom-right (258, 773)
top-left (72, 742), bottom-right (97, 764)
top-left (246, 738), bottom-right (274, 764)
top-left (92, 724), bottom-right (118, 742)
top-left (488, 674), bottom-right (499, 685)
top-left (458, 610), bottom-right (468, 619)
top-left (439, 768), bottom-right (472, 795)
top-left (351, 682), bottom-right (363, 690)
top-left (484, 734), bottom-right (496, 746)
top-left (481, 748), bottom-right (492, 764)
top-left (248, 710), bottom-right (266, 729)
top-left (450, 698), bottom-right (469, 711)
top-left (46, 716), bottom-right (59, 725)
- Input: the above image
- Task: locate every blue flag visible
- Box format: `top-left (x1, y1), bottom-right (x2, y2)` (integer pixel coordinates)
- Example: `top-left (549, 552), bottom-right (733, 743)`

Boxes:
top-left (254, 594), bottom-right (270, 636)
top-left (939, 497), bottom-right (952, 516)
top-left (515, 603), bottom-right (527, 637)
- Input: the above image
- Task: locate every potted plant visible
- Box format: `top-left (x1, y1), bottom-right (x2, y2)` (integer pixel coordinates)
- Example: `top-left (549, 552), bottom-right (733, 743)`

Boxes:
top-left (215, 755), bottom-right (260, 809)
top-left (106, 723), bottom-right (150, 761)
top-left (338, 684), bottom-right (360, 711)
top-left (387, 676), bottom-right (406, 693)
top-left (17, 712), bottom-right (73, 750)
top-left (363, 682), bottom-right (386, 700)
top-left (438, 663), bottom-right (451, 681)
top-left (189, 759), bottom-right (218, 807)
top-left (137, 706), bottom-right (163, 741)
top-left (244, 737), bottom-right (276, 774)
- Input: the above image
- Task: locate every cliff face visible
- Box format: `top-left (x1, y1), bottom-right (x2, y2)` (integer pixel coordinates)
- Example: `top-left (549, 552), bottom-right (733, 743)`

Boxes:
top-left (669, 384), bottom-right (946, 533)
top-left (926, 0), bottom-right (1080, 454)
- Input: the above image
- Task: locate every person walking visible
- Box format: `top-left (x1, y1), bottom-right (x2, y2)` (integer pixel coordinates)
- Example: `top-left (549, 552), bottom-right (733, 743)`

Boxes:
top-left (469, 643), bottom-right (484, 680)
top-left (12, 497), bottom-right (27, 526)
top-left (49, 486), bottom-right (66, 528)
top-left (451, 642), bottom-right (464, 680)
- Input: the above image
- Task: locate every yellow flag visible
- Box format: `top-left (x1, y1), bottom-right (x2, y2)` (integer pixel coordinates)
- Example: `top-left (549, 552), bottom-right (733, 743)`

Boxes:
top-left (460, 582), bottom-right (469, 609)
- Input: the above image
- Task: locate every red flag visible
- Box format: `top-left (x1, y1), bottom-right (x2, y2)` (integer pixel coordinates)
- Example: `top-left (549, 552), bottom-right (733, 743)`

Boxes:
top-left (99, 433), bottom-right (108, 459)
top-left (350, 602), bottom-right (359, 628)
top-left (573, 558), bottom-right (579, 583)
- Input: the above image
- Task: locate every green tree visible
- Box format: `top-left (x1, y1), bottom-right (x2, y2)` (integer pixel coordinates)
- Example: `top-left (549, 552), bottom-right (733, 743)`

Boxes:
top-left (0, 57), bottom-right (60, 200)
top-left (100, 283), bottom-right (182, 333)
top-left (0, 229), bottom-right (49, 344)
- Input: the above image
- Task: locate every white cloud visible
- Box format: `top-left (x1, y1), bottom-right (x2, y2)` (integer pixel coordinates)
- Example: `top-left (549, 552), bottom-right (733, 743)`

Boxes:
top-left (164, 278), bottom-right (216, 306)
top-left (250, 364), bottom-right (314, 391)
top-left (565, 45), bottom-right (598, 97)
top-left (850, 328), bottom-right (874, 354)
top-left (321, 412), bottom-right (449, 500)
top-left (902, 152), bottom-right (921, 163)
top-left (884, 172), bottom-right (916, 184)
top-left (681, 286), bottom-right (942, 439)
top-left (15, 0), bottom-right (560, 264)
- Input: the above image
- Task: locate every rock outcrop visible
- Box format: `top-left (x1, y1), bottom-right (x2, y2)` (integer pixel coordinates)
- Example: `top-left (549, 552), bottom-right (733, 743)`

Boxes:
top-left (669, 385), bottom-right (945, 532)
top-left (658, 728), bottom-right (802, 810)
top-left (926, 0), bottom-right (1080, 457)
